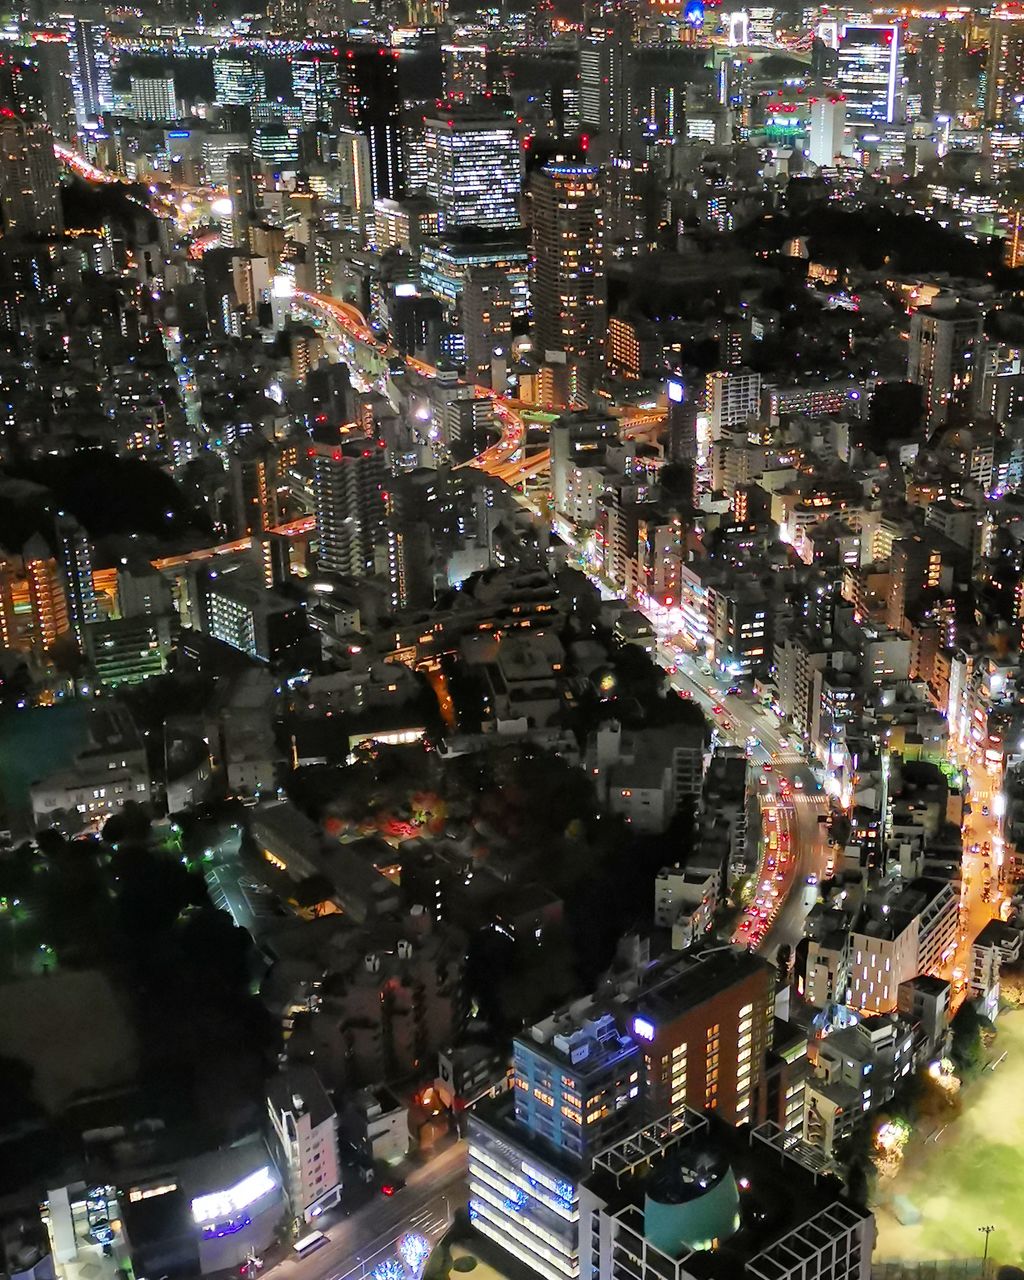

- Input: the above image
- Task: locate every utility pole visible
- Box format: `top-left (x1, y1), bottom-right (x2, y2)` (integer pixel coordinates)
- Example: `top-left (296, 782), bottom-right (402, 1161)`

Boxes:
top-left (979, 1224), bottom-right (995, 1277)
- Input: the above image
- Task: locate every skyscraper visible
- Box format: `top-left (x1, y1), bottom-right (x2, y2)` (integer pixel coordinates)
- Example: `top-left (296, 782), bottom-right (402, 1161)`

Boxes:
top-left (985, 18), bottom-right (1024, 124)
top-left (311, 437), bottom-right (387, 577)
top-left (579, 23), bottom-right (629, 142)
top-left (424, 104), bottom-right (522, 233)
top-left (337, 128), bottom-right (373, 213)
top-left (213, 56), bottom-right (266, 107)
top-left (530, 162), bottom-right (606, 375)
top-left (67, 18), bottom-right (111, 127)
top-left (339, 46), bottom-right (403, 201)
top-left (837, 24), bottom-right (904, 123)
top-left (225, 152), bottom-right (257, 251)
top-left (24, 535), bottom-right (68, 654)
top-left (462, 266), bottom-right (513, 382)
top-left (0, 115), bottom-right (63, 237)
top-left (908, 304), bottom-right (985, 426)
top-left (441, 43), bottom-right (488, 100)
top-left (808, 94), bottom-right (846, 166)
top-left (31, 35), bottom-right (77, 142)
top-left (129, 71), bottom-right (178, 123)
top-left (290, 52), bottom-right (341, 125)
top-left (55, 515), bottom-right (99, 644)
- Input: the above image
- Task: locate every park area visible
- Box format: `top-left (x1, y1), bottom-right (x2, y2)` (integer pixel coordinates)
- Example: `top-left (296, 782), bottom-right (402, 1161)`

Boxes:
top-left (873, 1010), bottom-right (1024, 1272)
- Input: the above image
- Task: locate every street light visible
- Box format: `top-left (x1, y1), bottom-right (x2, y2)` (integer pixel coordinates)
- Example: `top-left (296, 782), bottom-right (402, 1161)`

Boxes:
top-left (978, 1225), bottom-right (995, 1277)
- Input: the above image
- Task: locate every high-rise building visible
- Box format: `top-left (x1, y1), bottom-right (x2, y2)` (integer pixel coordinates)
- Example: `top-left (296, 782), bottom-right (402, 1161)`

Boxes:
top-left (67, 17), bottom-right (112, 127)
top-left (837, 24), bottom-right (904, 123)
top-left (666, 379), bottom-right (699, 464)
top-left (213, 56), bottom-right (266, 107)
top-left (0, 115), bottom-right (63, 237)
top-left (339, 46), bottom-right (403, 201)
top-left (424, 104), bottom-right (522, 233)
top-left (808, 94), bottom-right (846, 166)
top-left (626, 949), bottom-right (775, 1126)
top-left (462, 265), bottom-right (513, 382)
top-left (468, 1006), bottom-right (642, 1280)
top-left (580, 24), bottom-right (629, 141)
top-left (32, 36), bottom-right (77, 142)
top-left (550, 411), bottom-right (618, 517)
top-left (441, 43), bottom-right (488, 100)
top-left (290, 52), bottom-right (341, 125)
top-left (130, 71), bottom-right (177, 123)
top-left (24, 535), bottom-right (68, 654)
top-left (230, 440), bottom-right (281, 536)
top-left (312, 437), bottom-right (387, 577)
top-left (705, 368), bottom-right (761, 439)
top-left (267, 1066), bottom-right (343, 1224)
top-left (337, 128), bottom-right (373, 213)
top-left (985, 18), bottom-right (1024, 124)
top-left (225, 152), bottom-right (257, 252)
top-left (55, 515), bottom-right (99, 644)
top-left (530, 163), bottom-right (606, 375)
top-left (907, 304), bottom-right (984, 425)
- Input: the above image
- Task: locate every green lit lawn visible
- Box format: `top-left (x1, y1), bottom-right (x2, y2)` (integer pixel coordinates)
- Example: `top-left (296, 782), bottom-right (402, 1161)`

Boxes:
top-left (873, 1010), bottom-right (1024, 1270)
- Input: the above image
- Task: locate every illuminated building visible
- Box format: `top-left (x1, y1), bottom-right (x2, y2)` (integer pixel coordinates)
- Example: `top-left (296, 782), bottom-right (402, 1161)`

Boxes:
top-left (24, 536), bottom-right (68, 653)
top-left (55, 515), bottom-right (99, 645)
top-left (705, 368), bottom-right (761, 440)
top-left (312, 437), bottom-right (387, 577)
top-left (290, 52), bottom-right (341, 125)
top-left (441, 43), bottom-right (488, 100)
top-left (985, 18), bottom-right (1024, 124)
top-left (373, 194), bottom-right (439, 251)
top-left (130, 71), bottom-right (177, 123)
top-left (0, 115), bottom-right (63, 237)
top-left (267, 1067), bottom-right (343, 1224)
top-left (31, 35), bottom-right (77, 142)
top-left (907, 303), bottom-right (984, 426)
top-left (580, 22), bottom-right (629, 140)
top-left (468, 1007), bottom-right (641, 1280)
top-left (30, 704), bottom-right (150, 829)
top-left (85, 615), bottom-right (174, 687)
top-left (420, 236), bottom-right (530, 317)
top-left (550, 411), bottom-right (618, 519)
top-left (252, 124), bottom-right (301, 169)
top-left (337, 128), bottom-right (373, 213)
top-left (212, 56), bottom-right (265, 106)
top-left (606, 315), bottom-right (660, 378)
top-left (201, 572), bottom-right (307, 663)
top-left (808, 94), bottom-right (846, 166)
top-left (666, 379), bottom-right (699, 464)
top-left (201, 132), bottom-right (249, 187)
top-left (531, 163), bottom-right (606, 376)
top-left (462, 265), bottom-right (513, 382)
top-left (229, 441), bottom-right (280, 536)
top-left (837, 24), bottom-right (904, 123)
top-left (338, 45), bottom-right (403, 201)
top-left (67, 17), bottom-right (111, 127)
top-left (424, 104), bottom-right (522, 233)
top-left (1005, 204), bottom-right (1024, 267)
top-left (627, 947), bottom-right (773, 1126)
top-left (224, 152), bottom-right (256, 252)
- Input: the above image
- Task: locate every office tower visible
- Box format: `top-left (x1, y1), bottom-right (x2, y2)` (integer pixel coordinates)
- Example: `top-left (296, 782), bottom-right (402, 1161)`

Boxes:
top-left (129, 71), bottom-right (178, 123)
top-left (339, 46), bottom-right (403, 201)
top-left (462, 266), bottom-right (513, 382)
top-left (0, 115), bottom-right (63, 237)
top-left (202, 131), bottom-right (250, 186)
top-left (267, 1067), bottom-right (343, 1224)
top-left (337, 128), bottom-right (373, 213)
top-left (67, 18), bottom-right (111, 127)
top-left (986, 19), bottom-right (1024, 124)
top-left (312, 437), bottom-right (387, 577)
top-left (627, 950), bottom-right (775, 1126)
top-left (55, 515), bottom-right (99, 644)
top-left (32, 36), bottom-right (76, 141)
top-left (531, 163), bottom-right (606, 375)
top-left (919, 23), bottom-right (965, 118)
top-left (424, 105), bottom-right (522, 233)
top-left (213, 56), bottom-right (265, 107)
top-left (24, 537), bottom-right (69, 654)
top-left (705, 368), bottom-right (761, 440)
top-left (468, 1007), bottom-right (641, 1280)
top-left (580, 24), bottom-right (629, 141)
top-left (225, 152), bottom-right (257, 251)
top-left (441, 43), bottom-right (488, 100)
top-left (837, 24), bottom-right (904, 123)
top-left (808, 94), bottom-right (846, 166)
top-left (907, 304), bottom-right (984, 426)
top-left (290, 52), bottom-right (341, 125)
